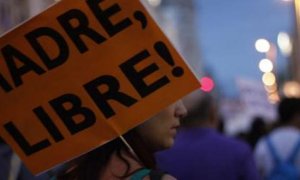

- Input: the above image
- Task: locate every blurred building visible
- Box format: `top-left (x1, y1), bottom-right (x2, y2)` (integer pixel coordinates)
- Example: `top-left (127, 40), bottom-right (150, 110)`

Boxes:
top-left (0, 0), bottom-right (54, 35)
top-left (292, 32), bottom-right (300, 85)
top-left (281, 1), bottom-right (300, 99)
top-left (27, 0), bottom-right (54, 17)
top-left (291, 2), bottom-right (300, 85)
top-left (0, 0), bottom-right (29, 34)
top-left (142, 0), bottom-right (203, 78)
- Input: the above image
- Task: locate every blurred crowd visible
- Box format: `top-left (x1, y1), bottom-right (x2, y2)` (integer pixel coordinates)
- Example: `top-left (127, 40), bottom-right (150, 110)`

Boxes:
top-left (156, 91), bottom-right (300, 180)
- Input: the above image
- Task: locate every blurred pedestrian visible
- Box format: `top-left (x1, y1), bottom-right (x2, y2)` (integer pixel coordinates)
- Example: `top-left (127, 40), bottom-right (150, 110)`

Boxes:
top-left (156, 90), bottom-right (260, 180)
top-left (254, 97), bottom-right (300, 179)
top-left (53, 101), bottom-right (187, 180)
top-left (247, 116), bottom-right (268, 149)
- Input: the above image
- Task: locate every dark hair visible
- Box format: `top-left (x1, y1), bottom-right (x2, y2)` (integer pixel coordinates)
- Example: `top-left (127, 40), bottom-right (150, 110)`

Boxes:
top-left (278, 97), bottom-right (300, 124)
top-left (181, 94), bottom-right (215, 126)
top-left (247, 116), bottom-right (267, 148)
top-left (57, 128), bottom-right (156, 180)
top-left (0, 136), bottom-right (5, 145)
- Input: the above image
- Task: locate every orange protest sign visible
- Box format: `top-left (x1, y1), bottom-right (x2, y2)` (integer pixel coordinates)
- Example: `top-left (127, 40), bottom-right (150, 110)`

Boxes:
top-left (0, 0), bottom-right (200, 174)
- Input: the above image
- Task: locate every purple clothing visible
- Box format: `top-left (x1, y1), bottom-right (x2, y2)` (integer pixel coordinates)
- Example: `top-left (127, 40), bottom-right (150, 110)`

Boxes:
top-left (156, 128), bottom-right (260, 180)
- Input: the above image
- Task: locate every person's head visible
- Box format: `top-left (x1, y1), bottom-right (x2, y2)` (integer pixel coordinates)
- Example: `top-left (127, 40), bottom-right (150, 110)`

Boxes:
top-left (247, 116), bottom-right (267, 148)
top-left (56, 100), bottom-right (187, 179)
top-left (0, 137), bottom-right (5, 145)
top-left (136, 100), bottom-right (187, 152)
top-left (278, 97), bottom-right (300, 125)
top-left (250, 116), bottom-right (266, 133)
top-left (180, 90), bottom-right (218, 128)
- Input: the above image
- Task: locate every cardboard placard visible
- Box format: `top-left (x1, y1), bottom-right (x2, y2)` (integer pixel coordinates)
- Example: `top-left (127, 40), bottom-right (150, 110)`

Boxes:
top-left (0, 0), bottom-right (200, 174)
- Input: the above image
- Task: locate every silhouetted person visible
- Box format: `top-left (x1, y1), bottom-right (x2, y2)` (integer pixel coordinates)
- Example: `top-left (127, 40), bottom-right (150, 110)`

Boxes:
top-left (254, 97), bottom-right (300, 179)
top-left (156, 90), bottom-right (260, 180)
top-left (247, 116), bottom-right (267, 149)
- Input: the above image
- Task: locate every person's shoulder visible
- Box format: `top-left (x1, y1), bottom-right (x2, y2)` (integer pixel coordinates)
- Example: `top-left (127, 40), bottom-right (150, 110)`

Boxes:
top-left (215, 133), bottom-right (250, 149)
top-left (215, 134), bottom-right (255, 156)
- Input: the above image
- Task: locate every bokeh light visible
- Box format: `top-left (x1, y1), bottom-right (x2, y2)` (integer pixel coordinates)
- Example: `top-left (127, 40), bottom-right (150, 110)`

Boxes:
top-left (258, 58), bottom-right (273, 73)
top-left (277, 32), bottom-right (292, 56)
top-left (255, 39), bottom-right (271, 53)
top-left (200, 77), bottom-right (215, 92)
top-left (268, 93), bottom-right (280, 104)
top-left (262, 72), bottom-right (276, 86)
top-left (264, 83), bottom-right (278, 93)
top-left (283, 81), bottom-right (300, 97)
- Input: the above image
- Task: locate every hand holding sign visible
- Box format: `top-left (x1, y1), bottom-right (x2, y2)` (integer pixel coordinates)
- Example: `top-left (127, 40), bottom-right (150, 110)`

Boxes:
top-left (0, 0), bottom-right (199, 174)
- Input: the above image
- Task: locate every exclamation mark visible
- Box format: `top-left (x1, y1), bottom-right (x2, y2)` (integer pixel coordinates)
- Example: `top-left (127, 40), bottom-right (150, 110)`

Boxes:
top-left (154, 41), bottom-right (184, 77)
